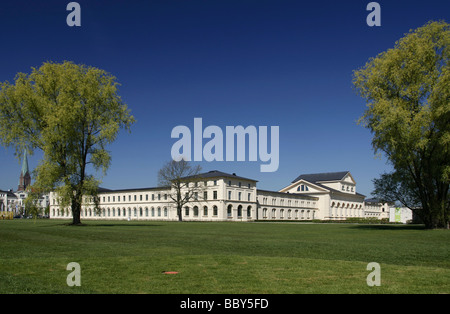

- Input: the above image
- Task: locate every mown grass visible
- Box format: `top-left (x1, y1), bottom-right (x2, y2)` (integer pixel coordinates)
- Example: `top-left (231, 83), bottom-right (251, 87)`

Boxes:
top-left (0, 220), bottom-right (448, 293)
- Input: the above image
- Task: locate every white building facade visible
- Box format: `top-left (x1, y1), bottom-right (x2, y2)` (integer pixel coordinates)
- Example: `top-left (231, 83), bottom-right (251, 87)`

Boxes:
top-left (49, 170), bottom-right (395, 222)
top-left (50, 170), bottom-right (319, 222)
top-left (279, 171), bottom-right (366, 220)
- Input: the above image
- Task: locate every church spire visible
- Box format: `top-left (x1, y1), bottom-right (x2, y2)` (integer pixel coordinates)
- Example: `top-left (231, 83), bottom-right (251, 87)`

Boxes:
top-left (18, 149), bottom-right (31, 192)
top-left (21, 149), bottom-right (29, 176)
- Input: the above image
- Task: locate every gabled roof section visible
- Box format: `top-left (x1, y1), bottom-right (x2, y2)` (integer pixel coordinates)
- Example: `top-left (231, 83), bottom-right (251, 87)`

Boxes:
top-left (182, 170), bottom-right (258, 182)
top-left (292, 171), bottom-right (350, 184)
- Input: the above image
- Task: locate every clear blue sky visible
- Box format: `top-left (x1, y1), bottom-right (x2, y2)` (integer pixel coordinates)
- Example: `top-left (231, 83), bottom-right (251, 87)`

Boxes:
top-left (0, 0), bottom-right (448, 196)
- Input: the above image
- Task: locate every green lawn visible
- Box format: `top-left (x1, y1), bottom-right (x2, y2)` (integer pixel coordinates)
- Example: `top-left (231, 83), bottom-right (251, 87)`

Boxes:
top-left (0, 219), bottom-right (449, 294)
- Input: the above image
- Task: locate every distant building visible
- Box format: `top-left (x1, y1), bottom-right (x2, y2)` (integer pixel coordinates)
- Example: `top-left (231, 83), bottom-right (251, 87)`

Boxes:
top-left (389, 207), bottom-right (413, 224)
top-left (0, 189), bottom-right (18, 213)
top-left (279, 171), bottom-right (365, 220)
top-left (0, 150), bottom-right (49, 216)
top-left (364, 198), bottom-right (390, 220)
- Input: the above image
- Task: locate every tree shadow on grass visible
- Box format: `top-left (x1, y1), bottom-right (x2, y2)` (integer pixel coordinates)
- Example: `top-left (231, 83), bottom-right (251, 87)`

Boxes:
top-left (348, 224), bottom-right (426, 231)
top-left (40, 221), bottom-right (164, 228)
top-left (88, 223), bottom-right (164, 228)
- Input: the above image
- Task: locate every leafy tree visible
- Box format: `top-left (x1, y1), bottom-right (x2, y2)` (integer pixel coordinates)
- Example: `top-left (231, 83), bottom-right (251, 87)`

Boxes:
top-left (158, 159), bottom-right (202, 222)
top-left (353, 21), bottom-right (450, 229)
top-left (0, 61), bottom-right (135, 225)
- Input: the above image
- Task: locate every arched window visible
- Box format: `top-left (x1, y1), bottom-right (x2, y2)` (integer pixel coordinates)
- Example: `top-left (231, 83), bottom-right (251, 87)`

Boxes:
top-left (193, 206), bottom-right (199, 217)
top-left (263, 208), bottom-right (268, 218)
top-left (272, 208), bottom-right (276, 218)
top-left (247, 206), bottom-right (251, 217)
top-left (145, 207), bottom-right (148, 217)
top-left (185, 206), bottom-right (189, 216)
top-left (227, 205), bottom-right (232, 217)
top-left (157, 207), bottom-right (161, 217)
top-left (164, 207), bottom-right (168, 217)
top-left (139, 207), bottom-right (143, 216)
top-left (134, 208), bottom-right (137, 217)
top-left (237, 205), bottom-right (242, 217)
top-left (213, 206), bottom-right (218, 216)
top-left (151, 207), bottom-right (155, 217)
top-left (203, 206), bottom-right (208, 216)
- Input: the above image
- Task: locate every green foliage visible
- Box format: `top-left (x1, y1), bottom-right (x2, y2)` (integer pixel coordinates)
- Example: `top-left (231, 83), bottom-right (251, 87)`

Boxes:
top-left (353, 21), bottom-right (450, 229)
top-left (0, 61), bottom-right (135, 224)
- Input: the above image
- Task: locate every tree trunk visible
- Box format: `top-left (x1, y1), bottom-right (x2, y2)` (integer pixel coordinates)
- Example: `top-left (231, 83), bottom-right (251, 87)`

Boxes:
top-left (177, 205), bottom-right (183, 222)
top-left (71, 198), bottom-right (82, 225)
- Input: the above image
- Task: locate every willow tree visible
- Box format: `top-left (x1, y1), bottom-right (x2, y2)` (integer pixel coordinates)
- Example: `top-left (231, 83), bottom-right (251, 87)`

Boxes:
top-left (353, 21), bottom-right (449, 229)
top-left (0, 61), bottom-right (135, 225)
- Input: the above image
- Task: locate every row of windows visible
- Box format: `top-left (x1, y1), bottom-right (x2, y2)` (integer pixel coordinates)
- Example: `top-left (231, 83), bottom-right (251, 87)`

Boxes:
top-left (227, 181), bottom-right (252, 189)
top-left (330, 207), bottom-right (363, 217)
top-left (184, 206), bottom-right (218, 216)
top-left (228, 191), bottom-right (252, 201)
top-left (342, 185), bottom-right (355, 192)
top-left (53, 207), bottom-right (169, 218)
top-left (101, 193), bottom-right (169, 203)
top-left (226, 205), bottom-right (252, 218)
top-left (330, 202), bottom-right (362, 209)
top-left (262, 208), bottom-right (314, 220)
top-left (260, 197), bottom-right (315, 207)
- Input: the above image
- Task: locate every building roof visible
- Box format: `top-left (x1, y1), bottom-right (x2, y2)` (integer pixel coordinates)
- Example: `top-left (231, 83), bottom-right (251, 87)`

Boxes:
top-left (183, 170), bottom-right (258, 182)
top-left (291, 171), bottom-right (350, 184)
top-left (96, 186), bottom-right (171, 194)
top-left (0, 189), bottom-right (18, 198)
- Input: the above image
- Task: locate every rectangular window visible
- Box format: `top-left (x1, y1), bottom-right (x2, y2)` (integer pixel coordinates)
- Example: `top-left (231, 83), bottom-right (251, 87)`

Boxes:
top-left (213, 191), bottom-right (217, 200)
top-left (214, 180), bottom-right (217, 186)
top-left (248, 193), bottom-right (251, 201)
top-left (152, 194), bottom-right (155, 201)
top-left (238, 192), bottom-right (241, 201)
top-left (203, 191), bottom-right (208, 200)
top-left (140, 195), bottom-right (142, 201)
top-left (146, 194), bottom-right (148, 201)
